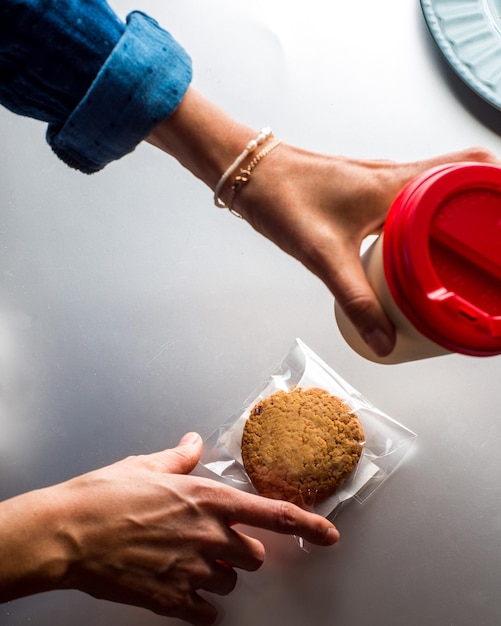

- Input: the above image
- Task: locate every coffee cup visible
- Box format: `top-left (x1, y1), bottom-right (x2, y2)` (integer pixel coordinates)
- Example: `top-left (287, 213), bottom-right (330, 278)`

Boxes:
top-left (335, 162), bottom-right (501, 364)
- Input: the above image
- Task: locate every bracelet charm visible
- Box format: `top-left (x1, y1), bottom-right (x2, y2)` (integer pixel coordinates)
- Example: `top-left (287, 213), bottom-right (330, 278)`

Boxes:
top-left (213, 127), bottom-right (273, 208)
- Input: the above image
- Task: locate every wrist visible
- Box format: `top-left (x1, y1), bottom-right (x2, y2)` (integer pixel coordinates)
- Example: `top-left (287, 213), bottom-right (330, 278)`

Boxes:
top-left (0, 487), bottom-right (74, 600)
top-left (213, 128), bottom-right (280, 213)
top-left (147, 87), bottom-right (258, 189)
top-left (228, 140), bottom-right (292, 225)
top-left (146, 86), bottom-right (287, 222)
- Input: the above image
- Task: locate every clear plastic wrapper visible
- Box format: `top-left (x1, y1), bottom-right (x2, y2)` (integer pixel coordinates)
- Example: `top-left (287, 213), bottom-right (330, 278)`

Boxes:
top-left (201, 338), bottom-right (417, 520)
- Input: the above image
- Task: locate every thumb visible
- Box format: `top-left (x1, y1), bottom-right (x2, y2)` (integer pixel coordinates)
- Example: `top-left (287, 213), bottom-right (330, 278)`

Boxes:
top-left (153, 432), bottom-right (203, 475)
top-left (326, 247), bottom-right (395, 357)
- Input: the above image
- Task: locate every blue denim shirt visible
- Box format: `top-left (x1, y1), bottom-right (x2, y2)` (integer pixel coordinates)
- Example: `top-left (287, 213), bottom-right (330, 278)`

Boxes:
top-left (0, 1), bottom-right (192, 173)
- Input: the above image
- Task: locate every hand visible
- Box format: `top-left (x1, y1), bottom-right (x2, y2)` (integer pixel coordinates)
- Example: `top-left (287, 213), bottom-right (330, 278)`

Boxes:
top-left (231, 145), bottom-right (500, 356)
top-left (0, 433), bottom-right (338, 625)
top-left (148, 89), bottom-right (499, 357)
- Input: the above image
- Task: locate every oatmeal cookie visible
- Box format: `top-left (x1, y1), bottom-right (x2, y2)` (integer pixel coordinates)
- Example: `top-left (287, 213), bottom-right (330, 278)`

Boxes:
top-left (241, 387), bottom-right (364, 506)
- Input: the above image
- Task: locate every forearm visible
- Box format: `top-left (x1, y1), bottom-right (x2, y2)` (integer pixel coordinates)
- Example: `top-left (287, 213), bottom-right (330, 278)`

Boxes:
top-left (0, 488), bottom-right (70, 601)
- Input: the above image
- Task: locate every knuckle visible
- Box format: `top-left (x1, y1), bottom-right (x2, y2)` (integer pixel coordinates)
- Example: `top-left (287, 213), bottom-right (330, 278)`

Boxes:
top-left (152, 588), bottom-right (188, 616)
top-left (466, 146), bottom-right (497, 163)
top-left (275, 501), bottom-right (299, 532)
top-left (189, 562), bottom-right (213, 587)
top-left (339, 291), bottom-right (375, 322)
top-left (194, 479), bottom-right (225, 505)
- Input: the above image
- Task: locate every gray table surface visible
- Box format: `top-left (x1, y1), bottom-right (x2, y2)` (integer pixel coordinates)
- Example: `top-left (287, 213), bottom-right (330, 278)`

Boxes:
top-left (1, 1), bottom-right (501, 625)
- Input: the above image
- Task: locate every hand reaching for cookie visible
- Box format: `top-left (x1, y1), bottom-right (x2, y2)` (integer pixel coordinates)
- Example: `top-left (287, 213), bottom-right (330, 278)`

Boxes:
top-left (0, 432), bottom-right (339, 626)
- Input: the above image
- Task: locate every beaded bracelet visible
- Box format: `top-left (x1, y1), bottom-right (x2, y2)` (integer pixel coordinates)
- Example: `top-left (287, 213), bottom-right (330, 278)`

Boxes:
top-left (213, 127), bottom-right (273, 208)
top-left (226, 138), bottom-right (282, 217)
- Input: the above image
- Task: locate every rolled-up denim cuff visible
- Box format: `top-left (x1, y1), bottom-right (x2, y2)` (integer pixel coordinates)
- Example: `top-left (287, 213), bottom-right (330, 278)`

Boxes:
top-left (47, 11), bottom-right (192, 173)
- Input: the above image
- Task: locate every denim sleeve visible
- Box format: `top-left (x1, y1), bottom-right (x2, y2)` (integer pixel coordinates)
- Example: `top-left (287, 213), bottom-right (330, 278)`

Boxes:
top-left (0, 2), bottom-right (192, 173)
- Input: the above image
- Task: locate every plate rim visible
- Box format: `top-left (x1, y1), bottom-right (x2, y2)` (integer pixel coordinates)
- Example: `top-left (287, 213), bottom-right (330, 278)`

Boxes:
top-left (420, 0), bottom-right (501, 110)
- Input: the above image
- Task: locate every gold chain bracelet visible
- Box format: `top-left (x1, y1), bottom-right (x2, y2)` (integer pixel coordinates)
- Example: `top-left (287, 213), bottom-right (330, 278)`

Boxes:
top-left (226, 138), bottom-right (282, 218)
top-left (213, 127), bottom-right (273, 208)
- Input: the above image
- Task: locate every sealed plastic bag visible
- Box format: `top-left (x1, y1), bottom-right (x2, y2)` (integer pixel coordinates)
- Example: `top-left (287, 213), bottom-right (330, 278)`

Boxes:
top-left (201, 338), bottom-right (416, 520)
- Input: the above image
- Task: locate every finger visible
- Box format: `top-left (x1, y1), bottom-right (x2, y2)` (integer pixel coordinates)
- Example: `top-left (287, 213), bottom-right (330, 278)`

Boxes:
top-left (88, 576), bottom-right (218, 626)
top-left (199, 560), bottom-right (238, 595)
top-left (222, 490), bottom-right (340, 546)
top-left (216, 528), bottom-right (266, 572)
top-left (323, 244), bottom-right (395, 357)
top-left (141, 432), bottom-right (203, 475)
top-left (172, 592), bottom-right (219, 626)
top-left (410, 146), bottom-right (500, 172)
top-left (329, 147), bottom-right (498, 354)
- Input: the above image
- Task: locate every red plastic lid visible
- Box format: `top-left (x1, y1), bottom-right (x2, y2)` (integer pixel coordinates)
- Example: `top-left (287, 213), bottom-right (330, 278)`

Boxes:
top-left (383, 162), bottom-right (501, 356)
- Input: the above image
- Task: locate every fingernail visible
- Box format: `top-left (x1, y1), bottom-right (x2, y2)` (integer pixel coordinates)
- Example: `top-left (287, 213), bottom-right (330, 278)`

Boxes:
top-left (179, 432), bottom-right (201, 445)
top-left (363, 328), bottom-right (393, 357)
top-left (326, 527), bottom-right (340, 545)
